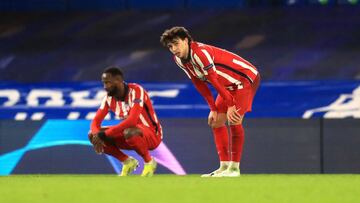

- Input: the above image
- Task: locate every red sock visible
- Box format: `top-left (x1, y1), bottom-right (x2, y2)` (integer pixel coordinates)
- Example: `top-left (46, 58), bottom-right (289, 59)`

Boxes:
top-left (103, 145), bottom-right (128, 162)
top-left (125, 135), bottom-right (152, 163)
top-left (230, 124), bottom-right (245, 162)
top-left (212, 126), bottom-right (229, 161)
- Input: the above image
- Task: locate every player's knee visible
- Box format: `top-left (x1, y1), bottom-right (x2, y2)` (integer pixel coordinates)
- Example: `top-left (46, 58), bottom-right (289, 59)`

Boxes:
top-left (229, 121), bottom-right (242, 126)
top-left (210, 119), bottom-right (227, 128)
top-left (210, 114), bottom-right (227, 128)
top-left (211, 122), bottom-right (225, 128)
top-left (123, 127), bottom-right (142, 139)
top-left (229, 116), bottom-right (244, 125)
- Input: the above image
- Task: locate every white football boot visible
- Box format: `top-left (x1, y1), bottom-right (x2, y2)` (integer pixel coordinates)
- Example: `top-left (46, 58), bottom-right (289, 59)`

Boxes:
top-left (215, 162), bottom-right (240, 177)
top-left (217, 167), bottom-right (240, 177)
top-left (201, 161), bottom-right (230, 177)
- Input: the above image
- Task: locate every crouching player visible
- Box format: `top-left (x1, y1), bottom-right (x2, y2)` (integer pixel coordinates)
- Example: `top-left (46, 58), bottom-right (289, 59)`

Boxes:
top-left (88, 66), bottom-right (163, 177)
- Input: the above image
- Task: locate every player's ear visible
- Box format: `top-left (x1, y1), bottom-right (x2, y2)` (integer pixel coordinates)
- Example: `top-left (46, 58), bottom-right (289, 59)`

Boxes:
top-left (185, 37), bottom-right (189, 44)
top-left (115, 75), bottom-right (123, 83)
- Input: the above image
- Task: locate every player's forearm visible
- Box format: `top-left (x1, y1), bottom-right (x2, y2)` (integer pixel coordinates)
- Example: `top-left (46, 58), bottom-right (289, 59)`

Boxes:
top-left (105, 118), bottom-right (137, 137)
top-left (200, 89), bottom-right (217, 111)
top-left (90, 109), bottom-right (107, 132)
top-left (90, 120), bottom-right (101, 133)
top-left (105, 106), bottom-right (142, 137)
top-left (192, 77), bottom-right (217, 111)
top-left (207, 74), bottom-right (234, 107)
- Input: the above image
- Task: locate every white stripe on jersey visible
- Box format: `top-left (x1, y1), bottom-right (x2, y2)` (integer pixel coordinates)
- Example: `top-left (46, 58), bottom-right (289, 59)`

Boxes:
top-left (232, 59), bottom-right (258, 76)
top-left (175, 57), bottom-right (191, 79)
top-left (115, 101), bottom-right (121, 116)
top-left (201, 49), bottom-right (214, 65)
top-left (131, 89), bottom-right (135, 107)
top-left (186, 64), bottom-right (197, 77)
top-left (106, 96), bottom-right (112, 109)
top-left (121, 102), bottom-right (127, 117)
top-left (193, 53), bottom-right (204, 68)
top-left (139, 114), bottom-right (150, 127)
top-left (191, 54), bottom-right (207, 79)
top-left (139, 86), bottom-right (144, 107)
top-left (128, 92), bottom-right (132, 107)
top-left (190, 49), bottom-right (204, 75)
top-left (175, 56), bottom-right (184, 67)
top-left (216, 70), bottom-right (243, 88)
top-left (153, 112), bottom-right (159, 123)
top-left (100, 96), bottom-right (107, 109)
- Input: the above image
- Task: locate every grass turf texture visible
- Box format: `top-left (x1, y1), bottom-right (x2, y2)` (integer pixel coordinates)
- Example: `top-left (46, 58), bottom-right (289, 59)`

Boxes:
top-left (1, 175), bottom-right (360, 203)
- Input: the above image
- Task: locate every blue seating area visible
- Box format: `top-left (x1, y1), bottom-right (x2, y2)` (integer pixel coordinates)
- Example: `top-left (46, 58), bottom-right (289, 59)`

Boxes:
top-left (0, 6), bottom-right (359, 82)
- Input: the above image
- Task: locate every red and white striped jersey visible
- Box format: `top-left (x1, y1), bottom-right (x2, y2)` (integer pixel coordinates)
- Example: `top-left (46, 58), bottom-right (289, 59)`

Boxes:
top-left (173, 41), bottom-right (259, 110)
top-left (91, 83), bottom-right (162, 139)
top-left (175, 41), bottom-right (258, 85)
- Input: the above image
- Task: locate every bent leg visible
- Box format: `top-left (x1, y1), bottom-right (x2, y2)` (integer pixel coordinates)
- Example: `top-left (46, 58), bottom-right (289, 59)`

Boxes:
top-left (96, 130), bottom-right (130, 162)
top-left (211, 113), bottom-right (230, 162)
top-left (213, 95), bottom-right (230, 162)
top-left (201, 96), bottom-right (231, 177)
top-left (229, 122), bottom-right (244, 162)
top-left (229, 81), bottom-right (253, 162)
top-left (103, 145), bottom-right (129, 162)
top-left (88, 127), bottom-right (132, 162)
top-left (123, 127), bottom-right (152, 163)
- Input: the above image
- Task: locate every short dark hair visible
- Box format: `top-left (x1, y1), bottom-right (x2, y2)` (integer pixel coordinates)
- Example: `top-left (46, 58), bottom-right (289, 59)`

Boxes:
top-left (103, 66), bottom-right (124, 79)
top-left (160, 26), bottom-right (193, 47)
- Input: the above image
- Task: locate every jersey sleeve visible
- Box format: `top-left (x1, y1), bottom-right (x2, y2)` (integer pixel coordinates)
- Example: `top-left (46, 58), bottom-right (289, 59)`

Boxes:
top-left (190, 74), bottom-right (217, 111)
top-left (90, 96), bottom-right (109, 133)
top-left (192, 47), bottom-right (216, 76)
top-left (193, 47), bottom-right (235, 107)
top-left (105, 85), bottom-right (145, 138)
top-left (205, 69), bottom-right (235, 107)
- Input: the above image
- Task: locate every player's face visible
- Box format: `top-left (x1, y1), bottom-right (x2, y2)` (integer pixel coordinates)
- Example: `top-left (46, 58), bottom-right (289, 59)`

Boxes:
top-left (102, 73), bottom-right (120, 97)
top-left (167, 38), bottom-right (189, 60)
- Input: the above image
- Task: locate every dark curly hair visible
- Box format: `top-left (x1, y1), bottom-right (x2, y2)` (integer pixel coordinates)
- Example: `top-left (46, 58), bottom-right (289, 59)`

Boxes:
top-left (160, 26), bottom-right (193, 47)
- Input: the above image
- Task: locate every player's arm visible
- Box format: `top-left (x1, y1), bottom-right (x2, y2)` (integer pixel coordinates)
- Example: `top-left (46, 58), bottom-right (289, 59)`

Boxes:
top-left (103, 86), bottom-right (144, 139)
top-left (89, 97), bottom-right (109, 153)
top-left (90, 97), bottom-right (109, 133)
top-left (190, 75), bottom-right (217, 111)
top-left (174, 55), bottom-right (216, 110)
top-left (193, 48), bottom-right (235, 108)
top-left (205, 69), bottom-right (242, 123)
top-left (193, 48), bottom-right (240, 123)
top-left (205, 69), bottom-right (235, 107)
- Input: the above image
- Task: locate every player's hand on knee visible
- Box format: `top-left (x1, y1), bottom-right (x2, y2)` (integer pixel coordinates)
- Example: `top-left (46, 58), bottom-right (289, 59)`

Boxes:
top-left (88, 131), bottom-right (95, 144)
top-left (208, 111), bottom-right (218, 127)
top-left (91, 133), bottom-right (105, 154)
top-left (227, 105), bottom-right (242, 124)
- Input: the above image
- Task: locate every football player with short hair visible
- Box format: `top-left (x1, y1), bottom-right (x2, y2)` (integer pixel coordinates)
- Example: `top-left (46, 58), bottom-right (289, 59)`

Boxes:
top-left (89, 66), bottom-right (162, 177)
top-left (160, 26), bottom-right (260, 177)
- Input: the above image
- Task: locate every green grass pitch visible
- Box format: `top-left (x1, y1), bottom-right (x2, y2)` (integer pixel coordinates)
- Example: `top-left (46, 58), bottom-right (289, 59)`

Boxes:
top-left (1, 175), bottom-right (360, 203)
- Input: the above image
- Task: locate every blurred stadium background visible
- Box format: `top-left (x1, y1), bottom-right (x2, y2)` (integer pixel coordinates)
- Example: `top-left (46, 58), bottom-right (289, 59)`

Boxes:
top-left (0, 0), bottom-right (360, 177)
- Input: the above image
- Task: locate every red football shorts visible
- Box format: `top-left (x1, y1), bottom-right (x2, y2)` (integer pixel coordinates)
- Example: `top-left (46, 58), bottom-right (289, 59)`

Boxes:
top-left (216, 75), bottom-right (260, 115)
top-left (111, 124), bottom-right (162, 150)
